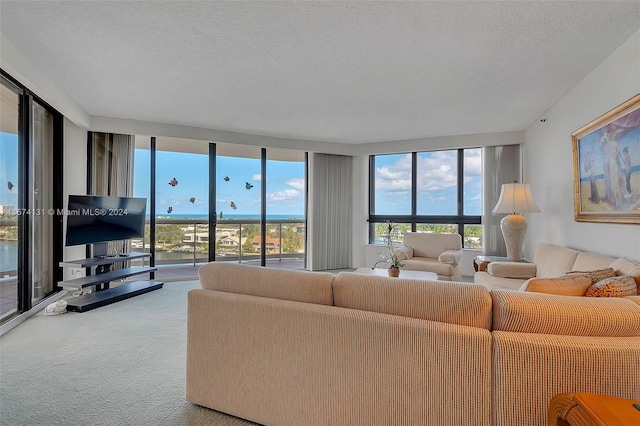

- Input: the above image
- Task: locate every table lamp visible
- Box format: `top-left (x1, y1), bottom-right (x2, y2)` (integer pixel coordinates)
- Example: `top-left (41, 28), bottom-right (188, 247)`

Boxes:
top-left (492, 181), bottom-right (540, 260)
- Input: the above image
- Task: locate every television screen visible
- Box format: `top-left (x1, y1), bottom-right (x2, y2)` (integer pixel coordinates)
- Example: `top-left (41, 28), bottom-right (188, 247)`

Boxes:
top-left (65, 195), bottom-right (147, 247)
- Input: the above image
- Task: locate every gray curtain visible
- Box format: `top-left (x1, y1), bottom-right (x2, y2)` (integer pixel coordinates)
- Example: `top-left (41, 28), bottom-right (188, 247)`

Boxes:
top-left (482, 144), bottom-right (521, 256)
top-left (309, 153), bottom-right (352, 270)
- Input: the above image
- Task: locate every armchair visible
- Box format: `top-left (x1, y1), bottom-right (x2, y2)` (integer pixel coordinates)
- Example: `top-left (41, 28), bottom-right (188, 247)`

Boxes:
top-left (395, 232), bottom-right (463, 281)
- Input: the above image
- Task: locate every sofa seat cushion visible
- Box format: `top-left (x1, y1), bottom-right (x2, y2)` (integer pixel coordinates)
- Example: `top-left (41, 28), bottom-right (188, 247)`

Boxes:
top-left (402, 258), bottom-right (454, 276)
top-left (491, 290), bottom-right (640, 336)
top-left (585, 276), bottom-right (638, 298)
top-left (198, 262), bottom-right (335, 305)
top-left (519, 275), bottom-right (592, 296)
top-left (333, 272), bottom-right (492, 329)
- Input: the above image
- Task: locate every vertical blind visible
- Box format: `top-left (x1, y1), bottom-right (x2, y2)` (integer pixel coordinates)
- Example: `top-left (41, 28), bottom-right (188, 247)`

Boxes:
top-left (309, 153), bottom-right (352, 270)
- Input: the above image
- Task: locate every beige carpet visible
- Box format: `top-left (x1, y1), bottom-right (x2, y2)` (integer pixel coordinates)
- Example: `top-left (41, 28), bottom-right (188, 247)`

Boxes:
top-left (0, 280), bottom-right (259, 426)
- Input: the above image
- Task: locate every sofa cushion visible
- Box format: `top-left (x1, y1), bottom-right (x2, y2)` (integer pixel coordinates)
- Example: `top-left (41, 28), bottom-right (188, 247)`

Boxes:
top-left (487, 262), bottom-right (537, 279)
top-left (402, 232), bottom-right (462, 259)
top-left (610, 257), bottom-right (640, 294)
top-left (401, 258), bottom-right (455, 277)
top-left (571, 252), bottom-right (615, 271)
top-left (491, 289), bottom-right (640, 337)
top-left (333, 272), bottom-right (492, 329)
top-left (198, 262), bottom-right (335, 305)
top-left (519, 275), bottom-right (592, 296)
top-left (532, 244), bottom-right (581, 278)
top-left (564, 267), bottom-right (616, 284)
top-left (585, 276), bottom-right (637, 298)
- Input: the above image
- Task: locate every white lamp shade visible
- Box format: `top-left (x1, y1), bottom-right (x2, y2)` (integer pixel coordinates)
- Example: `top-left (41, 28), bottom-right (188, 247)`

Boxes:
top-left (492, 183), bottom-right (540, 214)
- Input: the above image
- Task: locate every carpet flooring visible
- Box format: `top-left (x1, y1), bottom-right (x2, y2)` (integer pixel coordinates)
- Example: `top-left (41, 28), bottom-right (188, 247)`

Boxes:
top-left (0, 280), bottom-right (259, 426)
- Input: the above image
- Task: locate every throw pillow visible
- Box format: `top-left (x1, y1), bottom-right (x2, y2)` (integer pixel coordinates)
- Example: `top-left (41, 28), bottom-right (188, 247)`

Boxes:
top-left (564, 267), bottom-right (616, 284)
top-left (585, 276), bottom-right (637, 298)
top-left (519, 274), bottom-right (592, 296)
top-left (609, 257), bottom-right (640, 294)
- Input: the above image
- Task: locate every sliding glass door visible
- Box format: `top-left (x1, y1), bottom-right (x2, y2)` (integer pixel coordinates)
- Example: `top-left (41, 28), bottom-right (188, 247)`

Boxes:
top-left (0, 72), bottom-right (63, 326)
top-left (0, 79), bottom-right (20, 321)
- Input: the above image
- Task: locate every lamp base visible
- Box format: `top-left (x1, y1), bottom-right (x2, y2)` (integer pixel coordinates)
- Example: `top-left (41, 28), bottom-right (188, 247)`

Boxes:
top-left (500, 214), bottom-right (528, 261)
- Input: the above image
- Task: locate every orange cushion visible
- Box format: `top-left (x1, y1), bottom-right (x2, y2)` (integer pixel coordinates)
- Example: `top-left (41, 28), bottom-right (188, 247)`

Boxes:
top-left (519, 275), bottom-right (592, 296)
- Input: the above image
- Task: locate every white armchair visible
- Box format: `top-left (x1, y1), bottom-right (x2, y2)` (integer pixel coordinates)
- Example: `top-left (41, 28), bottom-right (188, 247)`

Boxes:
top-left (396, 232), bottom-right (463, 281)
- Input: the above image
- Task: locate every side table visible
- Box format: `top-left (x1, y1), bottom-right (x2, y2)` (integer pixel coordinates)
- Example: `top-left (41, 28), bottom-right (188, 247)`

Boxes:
top-left (549, 392), bottom-right (640, 425)
top-left (473, 255), bottom-right (530, 272)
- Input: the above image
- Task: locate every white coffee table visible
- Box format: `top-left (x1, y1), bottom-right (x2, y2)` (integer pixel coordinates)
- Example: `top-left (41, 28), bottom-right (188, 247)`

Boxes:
top-left (354, 267), bottom-right (438, 281)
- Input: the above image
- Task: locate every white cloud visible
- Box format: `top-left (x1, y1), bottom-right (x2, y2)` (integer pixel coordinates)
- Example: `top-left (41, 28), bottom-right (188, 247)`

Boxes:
top-left (285, 178), bottom-right (305, 190)
top-left (252, 174), bottom-right (263, 182)
top-left (374, 154), bottom-right (412, 192)
top-left (416, 151), bottom-right (457, 192)
top-left (267, 189), bottom-right (300, 202)
top-left (463, 149), bottom-right (482, 176)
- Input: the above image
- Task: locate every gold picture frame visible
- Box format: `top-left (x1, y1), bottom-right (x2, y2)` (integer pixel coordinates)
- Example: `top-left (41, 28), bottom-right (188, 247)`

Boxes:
top-left (572, 93), bottom-right (640, 224)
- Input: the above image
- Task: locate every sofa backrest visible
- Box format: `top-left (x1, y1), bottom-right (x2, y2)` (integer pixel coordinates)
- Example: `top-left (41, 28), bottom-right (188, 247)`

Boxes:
top-left (571, 251), bottom-right (616, 271)
top-left (403, 232), bottom-right (462, 259)
top-left (491, 289), bottom-right (640, 337)
top-left (533, 243), bottom-right (581, 277)
top-left (333, 272), bottom-right (492, 329)
top-left (198, 262), bottom-right (335, 305)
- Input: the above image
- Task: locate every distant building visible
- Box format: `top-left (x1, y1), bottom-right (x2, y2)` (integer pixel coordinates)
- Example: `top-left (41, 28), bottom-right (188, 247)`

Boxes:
top-left (0, 205), bottom-right (15, 215)
top-left (183, 232), bottom-right (209, 244)
top-left (252, 236), bottom-right (280, 253)
top-left (219, 236), bottom-right (245, 247)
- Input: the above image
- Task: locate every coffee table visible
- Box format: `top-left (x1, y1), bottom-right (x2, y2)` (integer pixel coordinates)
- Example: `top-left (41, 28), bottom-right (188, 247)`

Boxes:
top-left (354, 267), bottom-right (438, 280)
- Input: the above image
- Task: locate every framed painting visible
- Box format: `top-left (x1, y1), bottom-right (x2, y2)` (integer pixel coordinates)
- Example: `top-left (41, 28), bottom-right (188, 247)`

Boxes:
top-left (572, 93), bottom-right (640, 224)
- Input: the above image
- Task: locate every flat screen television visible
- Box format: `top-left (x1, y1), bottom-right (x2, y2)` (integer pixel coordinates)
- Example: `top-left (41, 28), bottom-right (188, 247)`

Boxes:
top-left (65, 195), bottom-right (147, 255)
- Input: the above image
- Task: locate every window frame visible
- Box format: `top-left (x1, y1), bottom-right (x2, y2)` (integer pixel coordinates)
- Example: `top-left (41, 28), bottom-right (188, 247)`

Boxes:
top-left (368, 149), bottom-right (481, 246)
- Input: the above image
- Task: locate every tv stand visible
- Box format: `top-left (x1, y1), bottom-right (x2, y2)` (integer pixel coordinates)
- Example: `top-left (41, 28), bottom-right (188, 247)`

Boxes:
top-left (59, 252), bottom-right (162, 312)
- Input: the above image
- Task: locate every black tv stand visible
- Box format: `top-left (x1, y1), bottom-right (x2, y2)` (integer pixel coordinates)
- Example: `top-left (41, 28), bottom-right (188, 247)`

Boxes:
top-left (59, 252), bottom-right (163, 312)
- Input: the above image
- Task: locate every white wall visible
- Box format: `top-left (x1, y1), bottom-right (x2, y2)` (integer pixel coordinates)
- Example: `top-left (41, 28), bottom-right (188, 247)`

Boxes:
top-left (524, 29), bottom-right (640, 260)
top-left (62, 118), bottom-right (87, 279)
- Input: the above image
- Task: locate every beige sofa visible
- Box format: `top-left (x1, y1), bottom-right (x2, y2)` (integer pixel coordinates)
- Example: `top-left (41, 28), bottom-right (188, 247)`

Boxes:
top-left (187, 263), bottom-right (640, 426)
top-left (395, 232), bottom-right (463, 281)
top-left (474, 243), bottom-right (619, 290)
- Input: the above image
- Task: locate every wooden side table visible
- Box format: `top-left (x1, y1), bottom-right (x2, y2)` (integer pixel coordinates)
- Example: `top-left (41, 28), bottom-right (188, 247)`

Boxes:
top-left (473, 255), bottom-right (530, 272)
top-left (549, 392), bottom-right (640, 425)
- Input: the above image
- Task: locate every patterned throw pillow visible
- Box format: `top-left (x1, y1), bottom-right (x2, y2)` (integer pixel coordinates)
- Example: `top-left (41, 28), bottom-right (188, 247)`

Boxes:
top-left (585, 276), bottom-right (637, 298)
top-left (519, 275), bottom-right (592, 296)
top-left (564, 267), bottom-right (616, 284)
top-left (609, 257), bottom-right (640, 295)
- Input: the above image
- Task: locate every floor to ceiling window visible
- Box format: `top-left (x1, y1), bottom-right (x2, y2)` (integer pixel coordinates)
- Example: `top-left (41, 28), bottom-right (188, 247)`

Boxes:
top-left (0, 72), bottom-right (63, 326)
top-left (131, 137), bottom-right (306, 278)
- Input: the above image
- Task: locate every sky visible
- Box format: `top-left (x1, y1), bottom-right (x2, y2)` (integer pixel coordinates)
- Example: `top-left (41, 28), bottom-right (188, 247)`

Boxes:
top-left (2, 133), bottom-right (481, 218)
top-left (0, 133), bottom-right (19, 207)
top-left (133, 149), bottom-right (306, 217)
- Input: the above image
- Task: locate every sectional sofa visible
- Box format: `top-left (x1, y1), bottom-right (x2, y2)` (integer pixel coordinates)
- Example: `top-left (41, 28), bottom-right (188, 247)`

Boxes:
top-left (187, 262), bottom-right (640, 426)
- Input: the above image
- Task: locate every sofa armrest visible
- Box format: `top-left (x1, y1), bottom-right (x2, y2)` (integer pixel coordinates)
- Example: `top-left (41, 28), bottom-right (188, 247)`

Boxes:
top-left (487, 262), bottom-right (537, 279)
top-left (438, 249), bottom-right (462, 265)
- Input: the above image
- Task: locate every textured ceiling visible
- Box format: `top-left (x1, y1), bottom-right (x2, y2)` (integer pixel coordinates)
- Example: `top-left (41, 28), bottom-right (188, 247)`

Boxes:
top-left (1, 1), bottom-right (640, 144)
